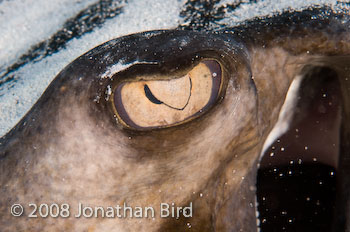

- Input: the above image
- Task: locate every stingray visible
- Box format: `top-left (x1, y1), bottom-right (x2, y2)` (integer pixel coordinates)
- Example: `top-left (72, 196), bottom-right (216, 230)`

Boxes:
top-left (0, 3), bottom-right (350, 232)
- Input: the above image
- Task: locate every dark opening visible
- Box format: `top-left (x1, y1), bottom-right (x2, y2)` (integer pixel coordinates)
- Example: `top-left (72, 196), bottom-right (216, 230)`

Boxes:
top-left (257, 66), bottom-right (342, 232)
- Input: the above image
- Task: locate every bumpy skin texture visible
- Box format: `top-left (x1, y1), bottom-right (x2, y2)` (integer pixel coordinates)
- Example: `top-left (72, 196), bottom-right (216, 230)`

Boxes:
top-left (1, 9), bottom-right (350, 232)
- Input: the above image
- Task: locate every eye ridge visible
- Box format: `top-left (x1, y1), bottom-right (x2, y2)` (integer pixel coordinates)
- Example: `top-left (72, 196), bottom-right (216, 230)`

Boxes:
top-left (143, 76), bottom-right (193, 111)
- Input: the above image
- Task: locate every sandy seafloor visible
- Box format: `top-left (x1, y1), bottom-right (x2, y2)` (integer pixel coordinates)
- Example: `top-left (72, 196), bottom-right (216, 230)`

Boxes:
top-left (0, 0), bottom-right (349, 137)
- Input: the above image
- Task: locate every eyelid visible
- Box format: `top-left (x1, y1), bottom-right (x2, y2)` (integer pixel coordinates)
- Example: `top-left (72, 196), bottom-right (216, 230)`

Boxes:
top-left (110, 59), bottom-right (224, 130)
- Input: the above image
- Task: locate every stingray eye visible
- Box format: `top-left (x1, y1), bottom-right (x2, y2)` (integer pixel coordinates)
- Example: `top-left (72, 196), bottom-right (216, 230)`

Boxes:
top-left (112, 60), bottom-right (223, 129)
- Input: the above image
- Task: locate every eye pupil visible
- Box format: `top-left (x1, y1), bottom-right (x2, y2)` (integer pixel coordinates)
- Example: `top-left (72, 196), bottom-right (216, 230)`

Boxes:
top-left (113, 60), bottom-right (223, 130)
top-left (144, 84), bottom-right (163, 105)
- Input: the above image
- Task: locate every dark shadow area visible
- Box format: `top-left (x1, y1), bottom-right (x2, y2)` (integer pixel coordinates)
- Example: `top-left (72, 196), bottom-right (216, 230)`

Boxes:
top-left (257, 66), bottom-right (342, 232)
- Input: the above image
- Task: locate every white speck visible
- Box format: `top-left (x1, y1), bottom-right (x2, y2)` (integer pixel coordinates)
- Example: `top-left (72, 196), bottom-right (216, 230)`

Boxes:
top-left (93, 95), bottom-right (101, 103)
top-left (330, 171), bottom-right (334, 176)
top-left (179, 39), bottom-right (188, 47)
top-left (105, 85), bottom-right (112, 101)
top-left (187, 222), bottom-right (191, 228)
top-left (199, 193), bottom-right (203, 197)
top-left (289, 160), bottom-right (294, 165)
top-left (212, 72), bottom-right (217, 77)
top-left (270, 152), bottom-right (274, 157)
top-left (298, 159), bottom-right (303, 164)
top-left (249, 185), bottom-right (256, 191)
top-left (280, 147), bottom-right (285, 151)
top-left (304, 146), bottom-right (308, 150)
top-left (313, 158), bottom-right (317, 162)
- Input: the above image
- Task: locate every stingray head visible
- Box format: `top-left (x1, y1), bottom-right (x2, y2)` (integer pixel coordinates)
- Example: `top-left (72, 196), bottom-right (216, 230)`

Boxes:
top-left (1, 8), bottom-right (350, 232)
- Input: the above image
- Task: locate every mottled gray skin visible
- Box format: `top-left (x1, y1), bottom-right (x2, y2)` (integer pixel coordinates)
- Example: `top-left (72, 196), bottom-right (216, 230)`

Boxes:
top-left (1, 10), bottom-right (350, 232)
